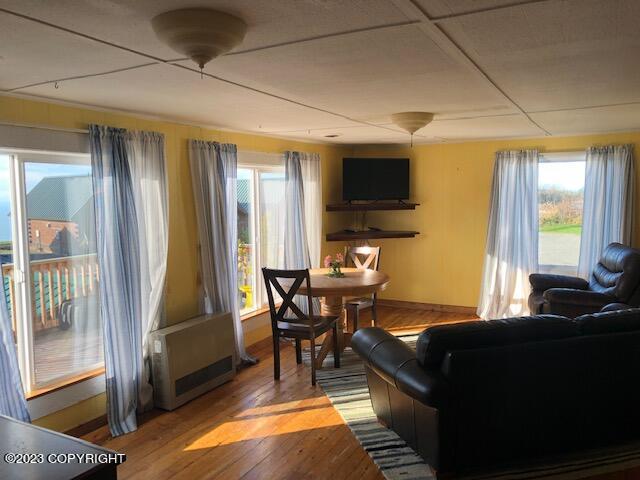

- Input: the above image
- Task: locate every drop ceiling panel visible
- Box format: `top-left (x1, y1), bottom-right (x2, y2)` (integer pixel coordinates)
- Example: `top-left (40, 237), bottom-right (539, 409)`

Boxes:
top-left (18, 64), bottom-right (363, 133)
top-left (530, 104), bottom-right (640, 136)
top-left (417, 0), bottom-right (532, 17)
top-left (427, 114), bottom-right (542, 140)
top-left (0, 0), bottom-right (410, 60)
top-left (272, 125), bottom-right (433, 144)
top-left (0, 12), bottom-right (145, 90)
top-left (206, 24), bottom-right (513, 119)
top-left (439, 0), bottom-right (640, 111)
top-left (272, 113), bottom-right (542, 143)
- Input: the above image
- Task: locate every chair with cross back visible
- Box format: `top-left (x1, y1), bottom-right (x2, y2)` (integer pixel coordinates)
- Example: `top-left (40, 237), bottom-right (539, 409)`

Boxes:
top-left (344, 246), bottom-right (381, 331)
top-left (262, 268), bottom-right (341, 385)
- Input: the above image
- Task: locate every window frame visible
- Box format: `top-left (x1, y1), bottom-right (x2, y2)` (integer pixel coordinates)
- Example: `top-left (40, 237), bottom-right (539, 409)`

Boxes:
top-left (237, 156), bottom-right (284, 316)
top-left (537, 151), bottom-right (586, 276)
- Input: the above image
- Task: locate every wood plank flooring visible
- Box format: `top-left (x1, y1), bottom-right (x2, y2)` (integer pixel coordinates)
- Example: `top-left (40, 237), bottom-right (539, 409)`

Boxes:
top-left (83, 306), bottom-right (640, 480)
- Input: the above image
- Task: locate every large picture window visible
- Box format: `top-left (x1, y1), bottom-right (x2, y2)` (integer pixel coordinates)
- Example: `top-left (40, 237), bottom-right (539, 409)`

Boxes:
top-left (0, 150), bottom-right (102, 395)
top-left (538, 153), bottom-right (586, 275)
top-left (237, 156), bottom-right (284, 315)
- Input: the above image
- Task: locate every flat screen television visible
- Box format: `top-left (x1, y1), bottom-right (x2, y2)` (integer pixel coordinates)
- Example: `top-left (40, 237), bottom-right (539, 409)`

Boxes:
top-left (342, 157), bottom-right (410, 201)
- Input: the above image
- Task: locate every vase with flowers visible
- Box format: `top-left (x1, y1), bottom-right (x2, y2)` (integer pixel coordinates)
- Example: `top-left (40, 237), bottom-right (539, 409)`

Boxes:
top-left (324, 253), bottom-right (345, 278)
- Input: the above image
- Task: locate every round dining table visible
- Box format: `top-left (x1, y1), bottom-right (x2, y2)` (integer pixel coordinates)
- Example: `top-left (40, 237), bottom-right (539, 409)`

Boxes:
top-left (288, 267), bottom-right (390, 369)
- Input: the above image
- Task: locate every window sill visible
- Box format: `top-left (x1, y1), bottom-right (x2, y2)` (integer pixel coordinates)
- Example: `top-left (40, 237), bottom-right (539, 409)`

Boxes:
top-left (241, 305), bottom-right (272, 322)
top-left (26, 367), bottom-right (105, 400)
top-left (538, 264), bottom-right (579, 276)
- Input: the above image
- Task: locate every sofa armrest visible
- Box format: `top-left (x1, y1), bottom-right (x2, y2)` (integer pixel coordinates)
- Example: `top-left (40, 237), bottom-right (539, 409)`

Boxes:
top-left (529, 273), bottom-right (589, 292)
top-left (352, 327), bottom-right (449, 408)
top-left (600, 303), bottom-right (633, 313)
top-left (544, 288), bottom-right (613, 307)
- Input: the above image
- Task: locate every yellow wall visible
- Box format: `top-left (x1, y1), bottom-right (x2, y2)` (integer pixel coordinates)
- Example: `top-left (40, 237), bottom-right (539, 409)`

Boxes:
top-left (5, 93), bottom-right (639, 432)
top-left (349, 132), bottom-right (640, 308)
top-left (0, 94), bottom-right (348, 432)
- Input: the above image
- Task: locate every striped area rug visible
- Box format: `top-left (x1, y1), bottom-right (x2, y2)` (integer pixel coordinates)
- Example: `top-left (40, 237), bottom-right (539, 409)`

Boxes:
top-left (304, 336), bottom-right (640, 480)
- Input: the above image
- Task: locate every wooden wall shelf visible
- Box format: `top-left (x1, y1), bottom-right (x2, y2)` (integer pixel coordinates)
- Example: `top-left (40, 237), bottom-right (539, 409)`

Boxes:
top-left (326, 230), bottom-right (420, 241)
top-left (326, 202), bottom-right (419, 212)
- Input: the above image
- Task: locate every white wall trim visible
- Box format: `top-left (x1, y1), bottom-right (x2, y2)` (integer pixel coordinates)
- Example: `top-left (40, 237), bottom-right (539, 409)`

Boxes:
top-left (0, 123), bottom-right (89, 154)
top-left (27, 374), bottom-right (106, 420)
top-left (538, 151), bottom-right (586, 162)
top-left (238, 150), bottom-right (284, 168)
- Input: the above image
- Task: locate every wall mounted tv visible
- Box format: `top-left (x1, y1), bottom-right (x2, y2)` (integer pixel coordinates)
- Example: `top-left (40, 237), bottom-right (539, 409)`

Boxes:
top-left (342, 157), bottom-right (410, 201)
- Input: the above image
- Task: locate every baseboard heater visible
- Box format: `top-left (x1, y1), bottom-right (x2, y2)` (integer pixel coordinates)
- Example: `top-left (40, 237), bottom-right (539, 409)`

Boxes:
top-left (150, 313), bottom-right (236, 410)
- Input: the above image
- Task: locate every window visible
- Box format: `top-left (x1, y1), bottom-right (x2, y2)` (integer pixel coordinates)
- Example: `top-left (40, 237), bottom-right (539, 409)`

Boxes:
top-left (0, 151), bottom-right (102, 395)
top-left (237, 157), bottom-right (285, 315)
top-left (538, 153), bottom-right (586, 275)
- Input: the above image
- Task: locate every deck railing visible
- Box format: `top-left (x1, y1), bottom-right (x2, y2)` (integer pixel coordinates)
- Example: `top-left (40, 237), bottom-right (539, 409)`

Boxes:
top-left (3, 254), bottom-right (100, 333)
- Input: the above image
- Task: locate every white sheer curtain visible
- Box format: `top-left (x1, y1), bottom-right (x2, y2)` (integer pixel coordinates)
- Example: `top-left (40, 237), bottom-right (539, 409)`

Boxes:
top-left (189, 140), bottom-right (254, 364)
top-left (578, 145), bottom-right (635, 278)
top-left (259, 173), bottom-right (285, 269)
top-left (126, 131), bottom-right (169, 410)
top-left (477, 150), bottom-right (539, 319)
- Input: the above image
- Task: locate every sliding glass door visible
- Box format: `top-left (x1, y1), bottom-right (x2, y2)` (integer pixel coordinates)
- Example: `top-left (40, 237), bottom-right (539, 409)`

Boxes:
top-left (1, 150), bottom-right (103, 394)
top-left (237, 165), bottom-right (285, 315)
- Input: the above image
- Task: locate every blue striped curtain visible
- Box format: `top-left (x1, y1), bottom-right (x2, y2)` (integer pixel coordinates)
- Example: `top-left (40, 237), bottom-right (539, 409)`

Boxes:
top-left (90, 125), bottom-right (167, 436)
top-left (0, 257), bottom-right (30, 422)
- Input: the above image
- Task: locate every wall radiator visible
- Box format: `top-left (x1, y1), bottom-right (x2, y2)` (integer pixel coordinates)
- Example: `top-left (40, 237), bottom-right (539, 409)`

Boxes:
top-left (150, 313), bottom-right (236, 410)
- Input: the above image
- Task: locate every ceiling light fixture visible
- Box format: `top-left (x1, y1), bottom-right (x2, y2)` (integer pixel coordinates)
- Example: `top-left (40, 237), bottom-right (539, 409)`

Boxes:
top-left (151, 8), bottom-right (247, 73)
top-left (391, 112), bottom-right (434, 146)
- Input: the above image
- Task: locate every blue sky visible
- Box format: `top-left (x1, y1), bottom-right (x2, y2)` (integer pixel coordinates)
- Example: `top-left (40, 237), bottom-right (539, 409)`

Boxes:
top-left (538, 161), bottom-right (585, 191)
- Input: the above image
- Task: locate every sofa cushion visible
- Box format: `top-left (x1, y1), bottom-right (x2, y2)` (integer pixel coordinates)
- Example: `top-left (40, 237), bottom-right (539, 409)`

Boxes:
top-left (576, 308), bottom-right (640, 335)
top-left (416, 315), bottom-right (578, 367)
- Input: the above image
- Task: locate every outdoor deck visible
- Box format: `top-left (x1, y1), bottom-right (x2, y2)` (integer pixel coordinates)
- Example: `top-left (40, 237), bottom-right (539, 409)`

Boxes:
top-left (32, 323), bottom-right (103, 388)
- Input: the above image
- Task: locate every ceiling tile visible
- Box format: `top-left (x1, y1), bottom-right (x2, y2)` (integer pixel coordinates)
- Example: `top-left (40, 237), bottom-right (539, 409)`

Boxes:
top-left (0, 12), bottom-right (145, 90)
top-left (530, 104), bottom-right (640, 136)
top-left (207, 24), bottom-right (513, 120)
top-left (427, 114), bottom-right (542, 140)
top-left (439, 0), bottom-right (640, 111)
top-left (272, 125), bottom-right (432, 144)
top-left (0, 0), bottom-right (410, 60)
top-left (17, 63), bottom-right (364, 133)
top-left (416, 0), bottom-right (532, 17)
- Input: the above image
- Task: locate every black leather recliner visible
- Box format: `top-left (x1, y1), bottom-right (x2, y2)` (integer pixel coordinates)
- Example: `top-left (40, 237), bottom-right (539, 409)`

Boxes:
top-left (352, 309), bottom-right (640, 475)
top-left (528, 242), bottom-right (640, 318)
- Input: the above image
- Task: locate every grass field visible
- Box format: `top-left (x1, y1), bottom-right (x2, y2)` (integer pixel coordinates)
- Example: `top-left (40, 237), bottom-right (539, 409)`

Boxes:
top-left (540, 224), bottom-right (582, 235)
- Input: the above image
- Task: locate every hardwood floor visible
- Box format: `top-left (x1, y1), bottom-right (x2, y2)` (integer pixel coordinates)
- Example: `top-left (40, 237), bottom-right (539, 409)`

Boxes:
top-left (83, 306), bottom-right (639, 479)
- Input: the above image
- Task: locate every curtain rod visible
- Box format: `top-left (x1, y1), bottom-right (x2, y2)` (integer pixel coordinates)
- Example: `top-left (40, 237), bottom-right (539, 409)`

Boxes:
top-left (0, 121), bottom-right (89, 134)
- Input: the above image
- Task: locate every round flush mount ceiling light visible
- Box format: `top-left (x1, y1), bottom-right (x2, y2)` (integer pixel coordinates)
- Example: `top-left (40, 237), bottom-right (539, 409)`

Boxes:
top-left (151, 8), bottom-right (247, 70)
top-left (391, 111), bottom-right (434, 146)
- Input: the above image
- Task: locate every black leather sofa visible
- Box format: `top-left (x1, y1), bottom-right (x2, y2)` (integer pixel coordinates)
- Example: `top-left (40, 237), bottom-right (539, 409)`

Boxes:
top-left (529, 242), bottom-right (640, 318)
top-left (352, 309), bottom-right (640, 475)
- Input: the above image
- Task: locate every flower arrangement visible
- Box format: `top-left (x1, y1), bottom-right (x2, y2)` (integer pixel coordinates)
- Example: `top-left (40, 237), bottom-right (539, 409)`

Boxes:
top-left (324, 252), bottom-right (345, 278)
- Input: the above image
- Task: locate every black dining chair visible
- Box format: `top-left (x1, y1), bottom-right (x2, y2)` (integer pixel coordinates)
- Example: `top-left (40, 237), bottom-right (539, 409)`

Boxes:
top-left (344, 246), bottom-right (381, 331)
top-left (262, 268), bottom-right (341, 385)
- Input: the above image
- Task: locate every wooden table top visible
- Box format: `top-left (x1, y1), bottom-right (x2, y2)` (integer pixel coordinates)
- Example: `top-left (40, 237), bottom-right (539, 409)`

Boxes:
top-left (283, 268), bottom-right (389, 297)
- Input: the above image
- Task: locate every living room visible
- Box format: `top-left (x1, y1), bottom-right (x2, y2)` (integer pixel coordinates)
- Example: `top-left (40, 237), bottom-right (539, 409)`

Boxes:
top-left (1, 1), bottom-right (640, 479)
